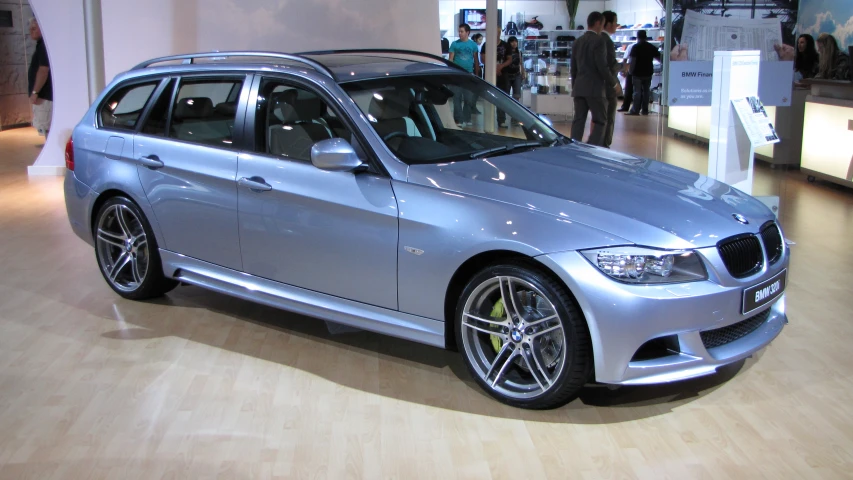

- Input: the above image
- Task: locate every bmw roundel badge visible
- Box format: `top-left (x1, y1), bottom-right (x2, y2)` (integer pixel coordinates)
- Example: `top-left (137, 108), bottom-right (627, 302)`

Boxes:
top-left (732, 213), bottom-right (749, 225)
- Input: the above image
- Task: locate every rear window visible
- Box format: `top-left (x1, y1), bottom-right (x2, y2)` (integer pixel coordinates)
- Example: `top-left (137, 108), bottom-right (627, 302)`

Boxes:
top-left (99, 82), bottom-right (158, 131)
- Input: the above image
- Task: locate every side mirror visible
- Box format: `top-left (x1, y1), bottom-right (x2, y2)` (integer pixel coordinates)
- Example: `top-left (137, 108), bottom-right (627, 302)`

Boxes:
top-left (538, 114), bottom-right (553, 126)
top-left (310, 138), bottom-right (364, 172)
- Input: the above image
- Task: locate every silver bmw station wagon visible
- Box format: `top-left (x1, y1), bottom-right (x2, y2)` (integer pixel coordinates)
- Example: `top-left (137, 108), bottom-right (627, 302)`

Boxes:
top-left (64, 50), bottom-right (789, 409)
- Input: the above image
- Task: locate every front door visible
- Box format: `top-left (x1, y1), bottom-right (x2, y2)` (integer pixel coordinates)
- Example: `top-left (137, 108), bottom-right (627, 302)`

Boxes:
top-left (135, 75), bottom-right (250, 271)
top-left (236, 76), bottom-right (398, 309)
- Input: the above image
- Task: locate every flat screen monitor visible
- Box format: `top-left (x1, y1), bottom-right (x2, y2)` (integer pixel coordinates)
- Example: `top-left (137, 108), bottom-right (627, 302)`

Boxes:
top-left (459, 9), bottom-right (502, 31)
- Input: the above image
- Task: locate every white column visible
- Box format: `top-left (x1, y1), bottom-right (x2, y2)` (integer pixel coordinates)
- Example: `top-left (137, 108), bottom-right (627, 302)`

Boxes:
top-left (708, 50), bottom-right (760, 194)
top-left (83, 0), bottom-right (105, 104)
top-left (661, 0), bottom-right (673, 107)
top-left (484, 0), bottom-right (497, 133)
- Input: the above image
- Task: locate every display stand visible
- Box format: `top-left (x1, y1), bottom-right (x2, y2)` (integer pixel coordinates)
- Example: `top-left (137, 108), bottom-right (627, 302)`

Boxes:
top-left (708, 51), bottom-right (760, 195)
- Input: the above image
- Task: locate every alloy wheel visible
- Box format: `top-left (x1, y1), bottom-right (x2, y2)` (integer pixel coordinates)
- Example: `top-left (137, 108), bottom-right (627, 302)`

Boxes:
top-left (460, 275), bottom-right (567, 400)
top-left (95, 204), bottom-right (149, 292)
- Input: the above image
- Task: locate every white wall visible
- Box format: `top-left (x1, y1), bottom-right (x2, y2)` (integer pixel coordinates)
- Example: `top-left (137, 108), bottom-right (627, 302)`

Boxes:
top-left (100, 0), bottom-right (441, 83)
top-left (27, 0), bottom-right (89, 175)
top-left (29, 0), bottom-right (440, 173)
top-left (603, 0), bottom-right (662, 27)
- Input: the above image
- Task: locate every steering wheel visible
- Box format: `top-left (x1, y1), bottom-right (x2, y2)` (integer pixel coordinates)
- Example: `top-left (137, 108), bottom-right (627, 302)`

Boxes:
top-left (383, 131), bottom-right (408, 142)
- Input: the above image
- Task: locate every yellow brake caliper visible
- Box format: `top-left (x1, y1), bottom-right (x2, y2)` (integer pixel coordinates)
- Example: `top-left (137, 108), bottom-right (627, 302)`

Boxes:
top-left (489, 298), bottom-right (505, 352)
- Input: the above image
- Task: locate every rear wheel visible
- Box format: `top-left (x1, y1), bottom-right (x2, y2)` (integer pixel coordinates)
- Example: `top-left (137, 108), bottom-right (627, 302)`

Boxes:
top-left (94, 197), bottom-right (177, 300)
top-left (455, 262), bottom-right (592, 409)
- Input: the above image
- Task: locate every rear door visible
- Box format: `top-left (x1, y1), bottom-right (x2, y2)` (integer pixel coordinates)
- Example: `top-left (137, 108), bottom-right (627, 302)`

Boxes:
top-left (134, 74), bottom-right (251, 271)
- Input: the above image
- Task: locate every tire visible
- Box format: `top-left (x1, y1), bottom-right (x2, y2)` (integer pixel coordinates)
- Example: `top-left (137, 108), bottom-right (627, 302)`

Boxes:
top-left (93, 196), bottom-right (178, 300)
top-left (454, 261), bottom-right (592, 409)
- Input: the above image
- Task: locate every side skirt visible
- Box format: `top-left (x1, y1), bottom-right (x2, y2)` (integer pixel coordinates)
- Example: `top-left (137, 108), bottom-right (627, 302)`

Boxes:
top-left (160, 250), bottom-right (446, 348)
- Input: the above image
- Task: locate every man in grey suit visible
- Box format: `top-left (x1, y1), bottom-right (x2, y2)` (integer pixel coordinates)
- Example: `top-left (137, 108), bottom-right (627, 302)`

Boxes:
top-left (601, 11), bottom-right (620, 148)
top-left (570, 12), bottom-right (618, 146)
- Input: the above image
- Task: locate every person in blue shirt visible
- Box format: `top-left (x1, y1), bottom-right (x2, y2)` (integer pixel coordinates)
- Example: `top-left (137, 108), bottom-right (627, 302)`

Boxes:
top-left (449, 23), bottom-right (480, 126)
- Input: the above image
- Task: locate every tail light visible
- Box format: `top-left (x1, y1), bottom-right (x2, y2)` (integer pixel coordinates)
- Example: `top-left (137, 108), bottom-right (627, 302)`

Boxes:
top-left (65, 137), bottom-right (74, 170)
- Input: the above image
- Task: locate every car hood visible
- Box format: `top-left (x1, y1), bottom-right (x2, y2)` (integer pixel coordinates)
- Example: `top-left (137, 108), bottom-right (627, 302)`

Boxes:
top-left (406, 143), bottom-right (775, 249)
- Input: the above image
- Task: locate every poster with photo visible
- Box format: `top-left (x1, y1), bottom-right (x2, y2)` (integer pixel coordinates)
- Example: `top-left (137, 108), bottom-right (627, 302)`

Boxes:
top-left (666, 1), bottom-right (798, 107)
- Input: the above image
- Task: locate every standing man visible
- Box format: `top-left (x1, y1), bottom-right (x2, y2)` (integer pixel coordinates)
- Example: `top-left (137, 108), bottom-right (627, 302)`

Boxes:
top-left (570, 12), bottom-right (617, 146)
top-left (601, 11), bottom-right (620, 148)
top-left (617, 37), bottom-right (637, 112)
top-left (448, 24), bottom-right (481, 126)
top-left (627, 30), bottom-right (661, 116)
top-left (28, 18), bottom-right (52, 137)
top-left (483, 30), bottom-right (512, 126)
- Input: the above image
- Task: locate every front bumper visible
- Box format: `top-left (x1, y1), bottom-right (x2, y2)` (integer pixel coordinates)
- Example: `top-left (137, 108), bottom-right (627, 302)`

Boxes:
top-left (537, 246), bottom-right (789, 385)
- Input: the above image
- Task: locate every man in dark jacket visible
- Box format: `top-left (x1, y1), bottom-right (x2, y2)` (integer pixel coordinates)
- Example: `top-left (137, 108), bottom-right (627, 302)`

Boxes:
top-left (627, 30), bottom-right (661, 116)
top-left (601, 11), bottom-right (620, 148)
top-left (27, 18), bottom-right (52, 136)
top-left (570, 12), bottom-right (617, 145)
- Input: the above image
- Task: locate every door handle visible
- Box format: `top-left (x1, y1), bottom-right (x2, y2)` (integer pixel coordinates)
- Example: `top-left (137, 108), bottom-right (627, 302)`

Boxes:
top-left (138, 155), bottom-right (164, 169)
top-left (238, 176), bottom-right (273, 192)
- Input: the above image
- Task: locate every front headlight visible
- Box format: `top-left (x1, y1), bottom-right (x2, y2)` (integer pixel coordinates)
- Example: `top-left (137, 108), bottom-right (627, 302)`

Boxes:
top-left (581, 246), bottom-right (708, 284)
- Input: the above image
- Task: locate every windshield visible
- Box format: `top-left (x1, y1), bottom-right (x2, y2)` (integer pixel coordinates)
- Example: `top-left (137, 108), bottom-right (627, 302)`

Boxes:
top-left (340, 74), bottom-right (568, 165)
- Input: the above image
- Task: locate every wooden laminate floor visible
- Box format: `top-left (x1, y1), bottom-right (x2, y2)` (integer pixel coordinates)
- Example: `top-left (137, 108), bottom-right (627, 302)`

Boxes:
top-left (1, 124), bottom-right (852, 479)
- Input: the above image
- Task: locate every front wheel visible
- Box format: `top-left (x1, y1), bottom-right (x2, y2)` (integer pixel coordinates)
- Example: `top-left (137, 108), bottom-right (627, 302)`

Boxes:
top-left (93, 196), bottom-right (177, 300)
top-left (455, 263), bottom-right (592, 409)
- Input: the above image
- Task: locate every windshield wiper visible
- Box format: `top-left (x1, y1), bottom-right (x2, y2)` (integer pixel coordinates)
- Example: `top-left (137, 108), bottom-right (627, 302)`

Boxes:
top-left (469, 141), bottom-right (543, 159)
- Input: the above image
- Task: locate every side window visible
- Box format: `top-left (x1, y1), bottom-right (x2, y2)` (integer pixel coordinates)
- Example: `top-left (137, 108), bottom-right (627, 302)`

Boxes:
top-left (255, 79), bottom-right (367, 162)
top-left (99, 82), bottom-right (158, 130)
top-left (140, 79), bottom-right (176, 137)
top-left (170, 78), bottom-right (243, 148)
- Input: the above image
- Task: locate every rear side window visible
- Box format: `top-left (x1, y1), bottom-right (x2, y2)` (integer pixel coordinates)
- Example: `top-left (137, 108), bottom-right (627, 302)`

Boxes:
top-left (99, 82), bottom-right (158, 130)
top-left (170, 78), bottom-right (243, 148)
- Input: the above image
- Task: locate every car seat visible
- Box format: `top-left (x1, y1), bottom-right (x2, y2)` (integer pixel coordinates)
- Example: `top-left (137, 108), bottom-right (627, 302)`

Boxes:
top-left (172, 97), bottom-right (231, 146)
top-left (367, 90), bottom-right (420, 140)
top-left (268, 91), bottom-right (334, 160)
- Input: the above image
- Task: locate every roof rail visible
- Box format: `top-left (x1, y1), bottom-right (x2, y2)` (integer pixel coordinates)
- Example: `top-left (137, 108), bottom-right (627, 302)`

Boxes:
top-left (131, 51), bottom-right (337, 80)
top-left (297, 49), bottom-right (468, 73)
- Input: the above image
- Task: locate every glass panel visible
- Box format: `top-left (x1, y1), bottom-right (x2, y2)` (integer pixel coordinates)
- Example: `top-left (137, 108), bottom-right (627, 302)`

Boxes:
top-left (255, 79), bottom-right (368, 162)
top-left (342, 74), bottom-right (564, 165)
top-left (140, 79), bottom-right (176, 137)
top-left (99, 82), bottom-right (158, 131)
top-left (170, 78), bottom-right (242, 148)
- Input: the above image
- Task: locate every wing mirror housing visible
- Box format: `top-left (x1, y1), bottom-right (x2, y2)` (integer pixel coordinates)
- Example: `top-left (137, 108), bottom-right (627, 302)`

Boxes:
top-left (311, 138), bottom-right (365, 172)
top-left (538, 114), bottom-right (553, 126)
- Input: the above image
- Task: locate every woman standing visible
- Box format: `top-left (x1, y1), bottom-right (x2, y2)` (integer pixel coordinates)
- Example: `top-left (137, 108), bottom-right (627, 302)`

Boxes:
top-left (504, 36), bottom-right (526, 124)
top-left (471, 33), bottom-right (484, 114)
top-left (816, 33), bottom-right (850, 81)
top-left (794, 34), bottom-right (819, 81)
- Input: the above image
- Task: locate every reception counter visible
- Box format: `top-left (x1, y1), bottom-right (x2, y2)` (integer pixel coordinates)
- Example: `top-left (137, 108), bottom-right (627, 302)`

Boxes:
top-left (666, 79), bottom-right (852, 184)
top-left (800, 79), bottom-right (853, 188)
